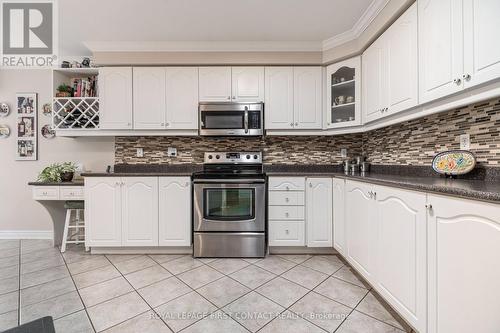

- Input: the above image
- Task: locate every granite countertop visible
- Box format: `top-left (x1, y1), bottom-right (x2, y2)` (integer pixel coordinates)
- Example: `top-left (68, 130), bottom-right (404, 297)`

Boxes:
top-left (28, 181), bottom-right (84, 186)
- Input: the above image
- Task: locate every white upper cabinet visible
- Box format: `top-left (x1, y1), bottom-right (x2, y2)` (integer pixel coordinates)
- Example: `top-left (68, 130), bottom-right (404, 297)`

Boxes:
top-left (199, 67), bottom-right (232, 102)
top-left (231, 67), bottom-right (265, 102)
top-left (384, 3), bottom-right (418, 115)
top-left (133, 68), bottom-right (166, 129)
top-left (85, 177), bottom-right (122, 247)
top-left (306, 178), bottom-right (332, 247)
top-left (427, 195), bottom-right (500, 333)
top-left (419, 0), bottom-right (464, 103)
top-left (327, 57), bottom-right (362, 128)
top-left (375, 185), bottom-right (427, 333)
top-left (463, 0), bottom-right (500, 88)
top-left (293, 67), bottom-right (322, 129)
top-left (99, 67), bottom-right (133, 129)
top-left (158, 177), bottom-right (191, 246)
top-left (332, 178), bottom-right (346, 256)
top-left (363, 3), bottom-right (417, 123)
top-left (265, 67), bottom-right (294, 129)
top-left (165, 67), bottom-right (199, 129)
top-left (121, 177), bottom-right (159, 246)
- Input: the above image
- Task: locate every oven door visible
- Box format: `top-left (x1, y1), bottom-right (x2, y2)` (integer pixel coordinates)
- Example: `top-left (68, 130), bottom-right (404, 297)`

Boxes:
top-left (193, 180), bottom-right (265, 232)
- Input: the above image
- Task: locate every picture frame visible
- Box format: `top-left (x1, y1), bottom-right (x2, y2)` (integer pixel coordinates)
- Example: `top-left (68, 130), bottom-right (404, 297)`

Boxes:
top-left (16, 93), bottom-right (38, 161)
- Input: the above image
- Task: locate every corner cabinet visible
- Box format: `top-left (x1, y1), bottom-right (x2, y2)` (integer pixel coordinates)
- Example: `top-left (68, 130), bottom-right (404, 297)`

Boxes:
top-left (99, 67), bottom-right (133, 129)
top-left (332, 178), bottom-right (346, 256)
top-left (326, 57), bottom-right (361, 128)
top-left (85, 176), bottom-right (191, 248)
top-left (427, 195), bottom-right (500, 333)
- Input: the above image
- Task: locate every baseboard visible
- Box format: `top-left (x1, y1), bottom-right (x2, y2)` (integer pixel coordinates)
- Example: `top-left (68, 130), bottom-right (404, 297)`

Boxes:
top-left (269, 246), bottom-right (337, 255)
top-left (0, 230), bottom-right (52, 239)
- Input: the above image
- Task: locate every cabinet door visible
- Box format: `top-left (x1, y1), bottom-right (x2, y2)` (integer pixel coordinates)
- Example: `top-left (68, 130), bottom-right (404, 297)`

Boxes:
top-left (418, 0), bottom-right (464, 103)
top-left (122, 177), bottom-right (159, 246)
top-left (463, 0), bottom-right (500, 88)
top-left (385, 3), bottom-right (418, 116)
top-left (293, 67), bottom-right (322, 129)
top-left (165, 67), bottom-right (199, 129)
top-left (306, 178), bottom-right (333, 247)
top-left (332, 178), bottom-right (345, 255)
top-left (99, 67), bottom-right (133, 129)
top-left (199, 67), bottom-right (232, 101)
top-left (345, 181), bottom-right (376, 280)
top-left (375, 186), bottom-right (427, 333)
top-left (362, 39), bottom-right (386, 123)
top-left (264, 67), bottom-right (294, 129)
top-left (158, 177), bottom-right (191, 246)
top-left (133, 68), bottom-right (166, 129)
top-left (231, 67), bottom-right (264, 102)
top-left (85, 177), bottom-right (122, 247)
top-left (428, 195), bottom-right (500, 333)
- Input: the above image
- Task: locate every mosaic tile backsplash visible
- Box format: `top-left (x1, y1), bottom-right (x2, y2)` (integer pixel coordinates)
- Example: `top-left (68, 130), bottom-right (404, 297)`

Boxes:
top-left (115, 98), bottom-right (500, 167)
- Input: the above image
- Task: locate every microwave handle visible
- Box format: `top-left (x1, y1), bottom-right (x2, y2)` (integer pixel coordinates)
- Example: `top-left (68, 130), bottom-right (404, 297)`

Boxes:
top-left (244, 107), bottom-right (249, 134)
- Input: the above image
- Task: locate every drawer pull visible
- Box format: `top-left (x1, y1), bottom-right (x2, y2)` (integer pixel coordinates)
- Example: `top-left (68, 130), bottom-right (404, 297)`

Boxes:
top-left (285, 197), bottom-right (289, 202)
top-left (43, 191), bottom-right (48, 195)
top-left (285, 229), bottom-right (289, 235)
top-left (285, 212), bottom-right (289, 218)
top-left (285, 186), bottom-right (290, 191)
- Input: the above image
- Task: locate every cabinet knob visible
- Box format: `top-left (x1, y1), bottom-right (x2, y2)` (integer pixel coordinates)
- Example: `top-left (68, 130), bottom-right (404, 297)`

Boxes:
top-left (453, 78), bottom-right (462, 85)
top-left (462, 74), bottom-right (471, 81)
top-left (285, 186), bottom-right (290, 191)
top-left (285, 197), bottom-right (289, 202)
top-left (165, 122), bottom-right (170, 127)
top-left (295, 122), bottom-right (298, 126)
top-left (425, 204), bottom-right (433, 210)
top-left (227, 96), bottom-right (231, 100)
top-left (232, 96), bottom-right (236, 99)
top-left (285, 229), bottom-right (289, 235)
top-left (285, 212), bottom-right (289, 217)
top-left (309, 183), bottom-right (313, 188)
top-left (290, 123), bottom-right (294, 127)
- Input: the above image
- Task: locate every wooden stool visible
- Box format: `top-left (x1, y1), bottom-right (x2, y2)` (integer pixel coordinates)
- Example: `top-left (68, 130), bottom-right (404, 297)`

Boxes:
top-left (61, 201), bottom-right (88, 253)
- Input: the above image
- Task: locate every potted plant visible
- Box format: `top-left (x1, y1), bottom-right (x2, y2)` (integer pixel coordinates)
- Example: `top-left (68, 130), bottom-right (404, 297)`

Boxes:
top-left (37, 162), bottom-right (77, 183)
top-left (56, 84), bottom-right (73, 97)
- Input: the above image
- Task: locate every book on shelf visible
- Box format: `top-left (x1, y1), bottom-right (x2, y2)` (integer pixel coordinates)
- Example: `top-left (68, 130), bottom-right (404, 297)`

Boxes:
top-left (70, 76), bottom-right (98, 97)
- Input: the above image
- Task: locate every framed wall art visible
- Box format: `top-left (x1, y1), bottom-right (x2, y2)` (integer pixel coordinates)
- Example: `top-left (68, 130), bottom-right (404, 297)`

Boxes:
top-left (16, 93), bottom-right (38, 161)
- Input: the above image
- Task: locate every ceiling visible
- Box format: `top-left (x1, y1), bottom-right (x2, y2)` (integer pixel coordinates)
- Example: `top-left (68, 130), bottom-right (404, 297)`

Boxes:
top-left (58, 0), bottom-right (380, 55)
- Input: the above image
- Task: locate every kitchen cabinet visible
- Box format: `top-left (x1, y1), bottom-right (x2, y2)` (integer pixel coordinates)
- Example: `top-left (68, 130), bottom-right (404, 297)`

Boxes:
top-left (427, 194), bottom-right (500, 333)
top-left (419, 0), bottom-right (500, 103)
top-left (199, 67), bottom-right (232, 102)
top-left (306, 178), bottom-right (333, 247)
top-left (375, 185), bottom-right (426, 333)
top-left (133, 68), bottom-right (166, 129)
top-left (165, 67), bottom-right (199, 129)
top-left (345, 181), bottom-right (376, 280)
top-left (85, 177), bottom-right (122, 247)
top-left (158, 177), bottom-right (191, 246)
top-left (326, 57), bottom-right (361, 128)
top-left (99, 67), bottom-right (133, 129)
top-left (122, 177), bottom-right (159, 246)
top-left (265, 67), bottom-right (294, 129)
top-left (293, 67), bottom-right (322, 129)
top-left (363, 3), bottom-right (417, 123)
top-left (231, 67), bottom-right (265, 102)
top-left (332, 178), bottom-right (345, 256)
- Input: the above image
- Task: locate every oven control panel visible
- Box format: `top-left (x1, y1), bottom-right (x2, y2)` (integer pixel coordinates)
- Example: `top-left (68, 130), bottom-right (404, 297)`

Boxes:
top-left (204, 152), bottom-right (262, 164)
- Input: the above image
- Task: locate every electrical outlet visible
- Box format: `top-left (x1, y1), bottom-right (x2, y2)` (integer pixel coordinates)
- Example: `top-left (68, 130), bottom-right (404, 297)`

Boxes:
top-left (340, 148), bottom-right (347, 158)
top-left (460, 134), bottom-right (470, 150)
top-left (136, 148), bottom-right (144, 158)
top-left (167, 147), bottom-right (177, 157)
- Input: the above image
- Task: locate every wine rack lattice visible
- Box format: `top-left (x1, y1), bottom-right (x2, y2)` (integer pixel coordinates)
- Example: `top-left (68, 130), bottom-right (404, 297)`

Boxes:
top-left (52, 97), bottom-right (99, 129)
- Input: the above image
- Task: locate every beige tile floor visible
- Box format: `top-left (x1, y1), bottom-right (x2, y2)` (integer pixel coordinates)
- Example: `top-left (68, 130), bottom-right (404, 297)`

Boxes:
top-left (0, 239), bottom-right (414, 333)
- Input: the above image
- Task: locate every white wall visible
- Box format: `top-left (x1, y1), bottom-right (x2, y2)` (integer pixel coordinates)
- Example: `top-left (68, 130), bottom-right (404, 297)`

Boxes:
top-left (0, 69), bottom-right (114, 235)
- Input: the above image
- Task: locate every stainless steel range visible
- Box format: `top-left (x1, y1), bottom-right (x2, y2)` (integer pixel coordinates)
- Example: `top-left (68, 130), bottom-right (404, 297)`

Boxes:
top-left (192, 152), bottom-right (266, 258)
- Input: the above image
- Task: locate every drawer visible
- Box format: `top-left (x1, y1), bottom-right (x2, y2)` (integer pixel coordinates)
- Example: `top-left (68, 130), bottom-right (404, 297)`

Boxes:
top-left (268, 177), bottom-right (305, 191)
top-left (269, 221), bottom-right (305, 246)
top-left (32, 186), bottom-right (59, 200)
top-left (60, 187), bottom-right (84, 200)
top-left (269, 191), bottom-right (304, 206)
top-left (269, 205), bottom-right (305, 220)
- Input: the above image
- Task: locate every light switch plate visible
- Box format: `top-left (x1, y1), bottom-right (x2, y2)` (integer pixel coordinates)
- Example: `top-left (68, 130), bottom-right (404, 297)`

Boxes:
top-left (136, 148), bottom-right (144, 158)
top-left (167, 147), bottom-right (177, 157)
top-left (460, 134), bottom-right (470, 150)
top-left (341, 148), bottom-right (347, 158)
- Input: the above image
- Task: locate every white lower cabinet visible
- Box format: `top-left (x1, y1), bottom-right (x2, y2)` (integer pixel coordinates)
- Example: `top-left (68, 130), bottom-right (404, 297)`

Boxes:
top-left (306, 178), bottom-right (333, 247)
top-left (427, 195), bottom-right (500, 333)
top-left (158, 177), bottom-right (191, 246)
top-left (332, 178), bottom-right (346, 256)
top-left (85, 176), bottom-right (191, 247)
top-left (122, 178), bottom-right (159, 246)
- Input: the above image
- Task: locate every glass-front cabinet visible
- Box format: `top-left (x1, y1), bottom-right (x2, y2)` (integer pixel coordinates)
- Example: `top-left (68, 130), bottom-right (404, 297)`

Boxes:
top-left (325, 56), bottom-right (361, 128)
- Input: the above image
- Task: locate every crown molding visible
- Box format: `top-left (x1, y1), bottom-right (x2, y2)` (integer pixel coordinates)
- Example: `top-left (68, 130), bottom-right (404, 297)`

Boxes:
top-left (83, 41), bottom-right (323, 53)
top-left (322, 0), bottom-right (389, 51)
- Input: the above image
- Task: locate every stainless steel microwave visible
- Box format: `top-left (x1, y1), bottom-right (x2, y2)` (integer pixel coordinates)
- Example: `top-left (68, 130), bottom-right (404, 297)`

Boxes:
top-left (199, 102), bottom-right (264, 136)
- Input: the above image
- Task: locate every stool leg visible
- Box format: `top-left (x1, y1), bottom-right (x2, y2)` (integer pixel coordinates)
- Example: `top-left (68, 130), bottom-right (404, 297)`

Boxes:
top-left (75, 209), bottom-right (80, 244)
top-left (61, 209), bottom-right (71, 253)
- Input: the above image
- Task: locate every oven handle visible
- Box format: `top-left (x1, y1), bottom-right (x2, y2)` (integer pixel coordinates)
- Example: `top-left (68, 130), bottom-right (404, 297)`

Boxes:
top-left (193, 179), bottom-right (266, 184)
top-left (244, 107), bottom-right (249, 134)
